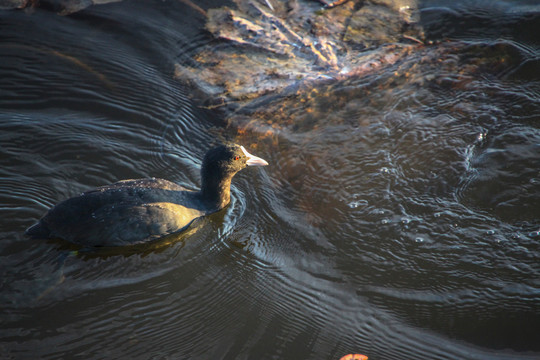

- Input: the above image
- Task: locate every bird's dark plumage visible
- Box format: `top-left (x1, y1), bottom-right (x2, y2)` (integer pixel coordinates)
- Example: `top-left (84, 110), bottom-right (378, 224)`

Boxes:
top-left (26, 144), bottom-right (268, 246)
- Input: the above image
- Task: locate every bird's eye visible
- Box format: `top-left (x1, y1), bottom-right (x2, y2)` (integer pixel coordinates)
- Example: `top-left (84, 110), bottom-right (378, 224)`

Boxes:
top-left (235, 156), bottom-right (240, 160)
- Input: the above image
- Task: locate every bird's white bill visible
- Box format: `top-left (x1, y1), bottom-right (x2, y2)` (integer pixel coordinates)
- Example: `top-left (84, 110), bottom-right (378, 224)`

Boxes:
top-left (241, 146), bottom-right (269, 166)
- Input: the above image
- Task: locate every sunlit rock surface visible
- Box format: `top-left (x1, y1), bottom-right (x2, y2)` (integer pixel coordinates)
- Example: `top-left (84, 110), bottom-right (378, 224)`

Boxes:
top-left (175, 0), bottom-right (424, 105)
top-left (172, 0), bottom-right (518, 144)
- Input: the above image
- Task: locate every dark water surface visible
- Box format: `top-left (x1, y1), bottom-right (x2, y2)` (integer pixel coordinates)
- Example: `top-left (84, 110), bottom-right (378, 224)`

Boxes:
top-left (1, 1), bottom-right (539, 359)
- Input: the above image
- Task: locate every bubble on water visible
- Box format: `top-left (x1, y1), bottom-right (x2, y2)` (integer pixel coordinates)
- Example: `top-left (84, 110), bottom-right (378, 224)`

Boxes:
top-left (381, 218), bottom-right (390, 224)
top-left (415, 237), bottom-right (424, 243)
top-left (434, 212), bottom-right (441, 218)
top-left (486, 229), bottom-right (496, 235)
top-left (528, 230), bottom-right (540, 238)
top-left (401, 218), bottom-right (411, 224)
top-left (379, 167), bottom-right (390, 174)
top-left (477, 131), bottom-right (487, 141)
top-left (348, 199), bottom-right (368, 209)
top-left (371, 123), bottom-right (391, 137)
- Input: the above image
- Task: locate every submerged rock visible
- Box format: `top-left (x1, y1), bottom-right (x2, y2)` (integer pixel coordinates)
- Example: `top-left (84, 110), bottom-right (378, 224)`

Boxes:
top-left (0, 0), bottom-right (30, 9)
top-left (175, 0), bottom-right (424, 106)
top-left (173, 0), bottom-right (520, 146)
top-left (0, 0), bottom-right (121, 14)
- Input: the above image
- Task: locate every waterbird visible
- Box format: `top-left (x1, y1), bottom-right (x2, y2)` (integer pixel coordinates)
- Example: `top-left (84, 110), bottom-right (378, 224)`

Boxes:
top-left (26, 144), bottom-right (268, 246)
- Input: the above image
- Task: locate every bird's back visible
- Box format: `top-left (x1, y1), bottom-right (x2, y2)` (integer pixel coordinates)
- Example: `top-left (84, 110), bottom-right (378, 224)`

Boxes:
top-left (26, 178), bottom-right (206, 246)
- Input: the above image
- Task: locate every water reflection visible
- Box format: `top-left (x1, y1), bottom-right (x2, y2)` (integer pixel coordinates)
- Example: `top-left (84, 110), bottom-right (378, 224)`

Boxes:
top-left (1, 1), bottom-right (539, 359)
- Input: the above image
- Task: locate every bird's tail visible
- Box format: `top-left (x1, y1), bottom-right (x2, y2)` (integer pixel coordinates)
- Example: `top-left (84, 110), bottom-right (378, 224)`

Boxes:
top-left (25, 221), bottom-right (50, 238)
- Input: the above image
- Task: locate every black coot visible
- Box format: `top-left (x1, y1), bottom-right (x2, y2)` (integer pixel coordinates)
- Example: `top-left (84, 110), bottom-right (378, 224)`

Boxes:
top-left (26, 144), bottom-right (268, 246)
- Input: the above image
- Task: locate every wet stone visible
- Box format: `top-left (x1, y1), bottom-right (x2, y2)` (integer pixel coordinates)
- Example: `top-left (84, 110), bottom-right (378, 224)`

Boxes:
top-left (175, 0), bottom-right (425, 105)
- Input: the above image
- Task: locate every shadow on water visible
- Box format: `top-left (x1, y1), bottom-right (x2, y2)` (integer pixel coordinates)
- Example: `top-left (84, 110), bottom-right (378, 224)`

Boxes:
top-left (1, 0), bottom-right (539, 359)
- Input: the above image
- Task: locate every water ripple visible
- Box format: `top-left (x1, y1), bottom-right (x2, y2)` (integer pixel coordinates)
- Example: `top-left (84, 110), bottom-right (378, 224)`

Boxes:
top-left (1, 2), bottom-right (539, 359)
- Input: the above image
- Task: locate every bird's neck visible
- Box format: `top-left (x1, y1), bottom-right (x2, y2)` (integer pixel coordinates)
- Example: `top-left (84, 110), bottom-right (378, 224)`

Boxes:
top-left (200, 175), bottom-right (232, 211)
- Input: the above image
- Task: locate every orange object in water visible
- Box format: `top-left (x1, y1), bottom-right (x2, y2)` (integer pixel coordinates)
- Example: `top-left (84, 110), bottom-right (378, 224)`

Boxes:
top-left (339, 354), bottom-right (368, 360)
